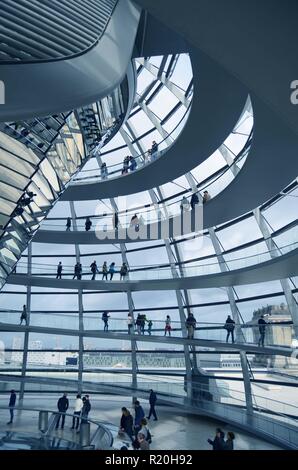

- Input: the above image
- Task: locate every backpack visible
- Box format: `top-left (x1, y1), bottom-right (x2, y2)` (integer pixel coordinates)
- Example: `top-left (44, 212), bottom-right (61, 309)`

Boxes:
top-left (224, 321), bottom-right (234, 331)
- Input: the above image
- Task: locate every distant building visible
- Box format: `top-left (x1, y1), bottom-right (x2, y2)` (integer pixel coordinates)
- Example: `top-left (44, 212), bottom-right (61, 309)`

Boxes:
top-left (248, 303), bottom-right (294, 368)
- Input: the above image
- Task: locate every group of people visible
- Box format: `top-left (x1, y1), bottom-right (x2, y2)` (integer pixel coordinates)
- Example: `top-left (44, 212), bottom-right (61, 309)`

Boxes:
top-left (119, 390), bottom-right (157, 450)
top-left (54, 392), bottom-right (92, 431)
top-left (224, 314), bottom-right (268, 346)
top-left (6, 390), bottom-right (91, 430)
top-left (18, 298), bottom-right (267, 348)
top-left (180, 191), bottom-right (211, 212)
top-left (99, 141), bottom-right (160, 181)
top-left (101, 312), bottom-right (197, 339)
top-left (122, 156), bottom-right (137, 175)
top-left (91, 261), bottom-right (128, 281)
top-left (134, 313), bottom-right (153, 335)
top-left (6, 390), bottom-right (237, 451)
top-left (13, 191), bottom-right (37, 217)
top-left (100, 310), bottom-right (267, 346)
top-left (65, 213), bottom-right (144, 234)
top-left (63, 191), bottom-right (211, 235)
top-left (208, 428), bottom-right (235, 450)
top-left (163, 313), bottom-right (197, 339)
top-left (142, 140), bottom-right (159, 164)
top-left (65, 217), bottom-right (93, 232)
top-left (55, 261), bottom-right (129, 281)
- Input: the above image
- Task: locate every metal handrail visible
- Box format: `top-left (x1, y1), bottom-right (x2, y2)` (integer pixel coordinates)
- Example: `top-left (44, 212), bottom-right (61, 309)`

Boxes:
top-left (7, 240), bottom-right (298, 275)
top-left (45, 133), bottom-right (252, 226)
top-left (0, 405), bottom-right (113, 449)
top-left (74, 103), bottom-right (192, 179)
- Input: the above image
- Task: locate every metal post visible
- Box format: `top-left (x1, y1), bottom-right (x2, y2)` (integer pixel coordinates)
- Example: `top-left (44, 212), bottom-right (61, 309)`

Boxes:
top-left (254, 207), bottom-right (298, 338)
top-left (70, 201), bottom-right (84, 393)
top-left (20, 242), bottom-right (32, 401)
top-left (125, 110), bottom-right (194, 400)
top-left (80, 422), bottom-right (91, 447)
top-left (93, 151), bottom-right (139, 398)
top-left (150, 186), bottom-right (193, 400)
top-left (38, 410), bottom-right (49, 432)
top-left (209, 227), bottom-right (254, 414)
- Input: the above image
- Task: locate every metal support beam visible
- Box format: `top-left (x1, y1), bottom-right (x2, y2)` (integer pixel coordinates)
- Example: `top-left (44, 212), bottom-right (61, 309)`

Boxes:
top-left (139, 58), bottom-right (191, 108)
top-left (254, 207), bottom-right (298, 338)
top-left (220, 144), bottom-right (241, 177)
top-left (121, 119), bottom-right (194, 396)
top-left (70, 201), bottom-right (84, 393)
top-left (19, 243), bottom-right (32, 401)
top-left (209, 227), bottom-right (253, 414)
top-left (94, 152), bottom-right (139, 397)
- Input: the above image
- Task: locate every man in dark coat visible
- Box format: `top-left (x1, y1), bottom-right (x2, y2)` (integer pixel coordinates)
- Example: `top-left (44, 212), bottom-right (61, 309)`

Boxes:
top-left (258, 315), bottom-right (267, 347)
top-left (208, 428), bottom-right (225, 450)
top-left (134, 400), bottom-right (145, 436)
top-left (190, 192), bottom-right (199, 210)
top-left (55, 393), bottom-right (69, 429)
top-left (147, 389), bottom-right (158, 421)
top-left (56, 262), bottom-right (63, 279)
top-left (224, 315), bottom-right (235, 343)
top-left (76, 396), bottom-right (92, 431)
top-left (7, 389), bottom-right (16, 424)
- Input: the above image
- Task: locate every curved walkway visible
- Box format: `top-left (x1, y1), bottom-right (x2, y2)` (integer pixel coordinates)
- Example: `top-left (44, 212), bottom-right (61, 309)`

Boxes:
top-left (0, 0), bottom-right (140, 121)
top-left (203, 96), bottom-right (298, 228)
top-left (7, 247), bottom-right (298, 290)
top-left (34, 205), bottom-right (203, 243)
top-left (61, 47), bottom-right (248, 200)
top-left (56, 94), bottom-right (298, 232)
top-left (0, 322), bottom-right (294, 357)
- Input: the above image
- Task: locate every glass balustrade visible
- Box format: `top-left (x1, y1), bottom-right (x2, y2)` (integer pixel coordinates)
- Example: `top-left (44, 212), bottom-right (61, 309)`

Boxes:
top-left (41, 143), bottom-right (251, 233)
top-left (73, 105), bottom-right (191, 183)
top-left (8, 239), bottom-right (298, 280)
top-left (0, 309), bottom-right (294, 349)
